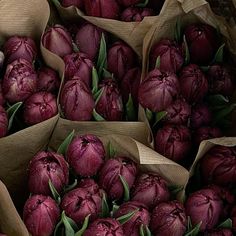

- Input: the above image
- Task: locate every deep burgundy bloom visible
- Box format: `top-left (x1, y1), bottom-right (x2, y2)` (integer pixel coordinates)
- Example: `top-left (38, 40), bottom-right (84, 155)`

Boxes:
top-left (117, 0), bottom-right (141, 7)
top-left (121, 7), bottom-right (154, 22)
top-left (0, 106), bottom-right (8, 138)
top-left (206, 228), bottom-right (233, 236)
top-left (61, 0), bottom-right (84, 9)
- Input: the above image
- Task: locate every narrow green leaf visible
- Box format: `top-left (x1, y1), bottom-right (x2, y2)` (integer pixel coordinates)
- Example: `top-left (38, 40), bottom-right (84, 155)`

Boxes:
top-left (7, 102), bottom-right (23, 131)
top-left (64, 179), bottom-right (78, 193)
top-left (112, 201), bottom-right (119, 216)
top-left (187, 217), bottom-right (192, 231)
top-left (212, 43), bottom-right (225, 64)
top-left (169, 185), bottom-right (184, 196)
top-left (72, 42), bottom-right (80, 53)
top-left (174, 17), bottom-right (182, 43)
top-left (103, 68), bottom-right (113, 78)
top-left (200, 66), bottom-right (210, 72)
top-left (119, 175), bottom-right (130, 202)
top-left (145, 108), bottom-right (153, 122)
top-left (152, 111), bottom-right (167, 128)
top-left (92, 67), bottom-right (99, 95)
top-left (54, 218), bottom-right (64, 236)
top-left (108, 141), bottom-right (116, 158)
top-left (213, 104), bottom-right (236, 125)
top-left (49, 180), bottom-right (61, 204)
top-left (207, 94), bottom-right (229, 106)
top-left (116, 209), bottom-right (139, 225)
top-left (217, 218), bottom-right (232, 229)
top-left (97, 33), bottom-right (107, 77)
top-left (185, 221), bottom-right (202, 236)
top-left (145, 225), bottom-right (152, 236)
top-left (136, 0), bottom-right (149, 7)
top-left (126, 94), bottom-right (137, 121)
top-left (94, 88), bottom-right (104, 102)
top-left (75, 215), bottom-right (90, 236)
top-left (66, 217), bottom-right (79, 231)
top-left (57, 130), bottom-right (75, 155)
top-left (51, 0), bottom-right (61, 7)
top-left (101, 193), bottom-right (110, 218)
top-left (93, 109), bottom-right (106, 121)
top-left (139, 224), bottom-right (145, 236)
top-left (61, 211), bottom-right (75, 236)
top-left (155, 56), bottom-right (161, 69)
top-left (183, 35), bottom-right (190, 65)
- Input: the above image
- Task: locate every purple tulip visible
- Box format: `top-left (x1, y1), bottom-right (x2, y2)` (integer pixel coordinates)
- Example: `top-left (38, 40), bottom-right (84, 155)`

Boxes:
top-left (99, 157), bottom-right (137, 200)
top-left (23, 195), bottom-right (60, 236)
top-left (0, 106), bottom-right (8, 138)
top-left (121, 7), bottom-right (154, 22)
top-left (63, 52), bottom-right (93, 86)
top-left (61, 187), bottom-right (103, 224)
top-left (150, 201), bottom-right (187, 236)
top-left (37, 67), bottom-right (60, 93)
top-left (3, 58), bottom-right (37, 103)
top-left (96, 78), bottom-right (123, 121)
top-left (28, 151), bottom-right (69, 195)
top-left (138, 68), bottom-right (180, 112)
top-left (200, 146), bottom-right (236, 187)
top-left (42, 24), bottom-right (73, 58)
top-left (78, 178), bottom-right (100, 194)
top-left (66, 134), bottom-right (105, 177)
top-left (131, 173), bottom-right (170, 209)
top-left (114, 201), bottom-right (150, 236)
top-left (155, 125), bottom-right (192, 162)
top-left (84, 0), bottom-right (120, 19)
top-left (23, 92), bottom-right (58, 125)
top-left (179, 64), bottom-right (208, 104)
top-left (0, 51), bottom-right (4, 70)
top-left (83, 218), bottom-right (124, 236)
top-left (107, 41), bottom-right (137, 81)
top-left (184, 23), bottom-right (218, 65)
top-left (185, 188), bottom-right (223, 232)
top-left (117, 0), bottom-right (141, 7)
top-left (206, 228), bottom-right (233, 236)
top-left (60, 78), bottom-right (95, 121)
top-left (149, 39), bottom-right (184, 73)
top-left (231, 206), bottom-right (236, 232)
top-left (61, 0), bottom-right (84, 8)
top-left (3, 36), bottom-right (37, 64)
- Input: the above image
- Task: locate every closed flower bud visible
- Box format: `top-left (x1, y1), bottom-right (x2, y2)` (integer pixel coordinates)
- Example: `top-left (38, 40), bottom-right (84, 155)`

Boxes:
top-left (117, 0), bottom-right (140, 7)
top-left (78, 178), bottom-right (100, 194)
top-left (0, 106), bottom-right (8, 138)
top-left (121, 7), bottom-right (154, 22)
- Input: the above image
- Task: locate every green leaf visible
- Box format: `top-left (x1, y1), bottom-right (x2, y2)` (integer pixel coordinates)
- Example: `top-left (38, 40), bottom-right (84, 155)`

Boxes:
top-left (92, 67), bottom-right (99, 96)
top-left (145, 108), bottom-right (153, 122)
top-left (213, 104), bottom-right (236, 125)
top-left (51, 0), bottom-right (61, 8)
top-left (101, 193), bottom-right (110, 218)
top-left (217, 218), bottom-right (232, 229)
top-left (187, 217), bottom-right (192, 231)
top-left (144, 225), bottom-right (152, 236)
top-left (49, 180), bottom-right (61, 204)
top-left (212, 43), bottom-right (225, 64)
top-left (136, 0), bottom-right (149, 7)
top-left (61, 211), bottom-right (75, 236)
top-left (183, 35), bottom-right (190, 65)
top-left (119, 175), bottom-right (130, 202)
top-left (57, 130), bottom-right (75, 155)
top-left (54, 218), bottom-right (64, 236)
top-left (174, 17), bottom-right (182, 43)
top-left (140, 224), bottom-right (145, 236)
top-left (94, 88), bottom-right (104, 102)
top-left (103, 68), bottom-right (113, 78)
top-left (207, 94), bottom-right (229, 106)
top-left (7, 102), bottom-right (23, 131)
top-left (93, 109), bottom-right (106, 121)
top-left (185, 221), bottom-right (202, 236)
top-left (126, 94), bottom-right (137, 121)
top-left (155, 56), bottom-right (161, 69)
top-left (200, 66), bottom-right (210, 72)
top-left (72, 42), bottom-right (80, 53)
top-left (169, 185), bottom-right (184, 196)
top-left (75, 215), bottom-right (90, 236)
top-left (97, 33), bottom-right (107, 77)
top-left (116, 209), bottom-right (139, 225)
top-left (111, 201), bottom-right (119, 216)
top-left (64, 179), bottom-right (78, 193)
top-left (108, 141), bottom-right (116, 158)
top-left (152, 111), bottom-right (167, 128)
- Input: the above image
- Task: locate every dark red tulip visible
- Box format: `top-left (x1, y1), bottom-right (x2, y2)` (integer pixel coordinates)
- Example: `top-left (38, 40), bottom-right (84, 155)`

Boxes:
top-left (61, 0), bottom-right (84, 9)
top-left (121, 7), bottom-right (154, 22)
top-left (117, 0), bottom-right (140, 7)
top-left (78, 178), bottom-right (100, 195)
top-left (0, 106), bottom-right (8, 138)
top-left (206, 228), bottom-right (233, 236)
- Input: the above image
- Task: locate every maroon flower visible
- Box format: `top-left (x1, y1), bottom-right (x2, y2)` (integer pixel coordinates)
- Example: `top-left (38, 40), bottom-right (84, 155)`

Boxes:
top-left (61, 0), bottom-right (84, 8)
top-left (121, 7), bottom-right (154, 22)
top-left (206, 228), bottom-right (233, 236)
top-left (117, 0), bottom-right (141, 7)
top-left (78, 178), bottom-right (100, 195)
top-left (0, 106), bottom-right (8, 138)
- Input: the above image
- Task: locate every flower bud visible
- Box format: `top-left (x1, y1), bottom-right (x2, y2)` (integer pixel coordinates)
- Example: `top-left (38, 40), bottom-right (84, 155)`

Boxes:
top-left (117, 0), bottom-right (140, 7)
top-left (206, 228), bottom-right (233, 236)
top-left (179, 64), bottom-right (208, 104)
top-left (149, 39), bottom-right (184, 73)
top-left (0, 106), bottom-right (8, 138)
top-left (185, 188), bottom-right (223, 232)
top-left (61, 0), bottom-right (84, 8)
top-left (150, 201), bottom-right (187, 236)
top-left (155, 125), bottom-right (192, 162)
top-left (60, 78), bottom-right (95, 121)
top-left (231, 206), bottom-right (236, 232)
top-left (121, 7), bottom-right (154, 22)
top-left (0, 51), bottom-right (4, 70)
top-left (42, 24), bottom-right (73, 58)
top-left (28, 151), bottom-right (69, 195)
top-left (23, 195), bottom-right (60, 236)
top-left (99, 157), bottom-right (137, 200)
top-left (3, 36), bottom-right (37, 64)
top-left (138, 69), bottom-right (180, 112)
top-left (114, 201), bottom-right (150, 236)
top-left (3, 59), bottom-right (37, 103)
top-left (107, 41), bottom-right (137, 81)
top-left (78, 178), bottom-right (100, 194)
top-left (131, 173), bottom-right (170, 209)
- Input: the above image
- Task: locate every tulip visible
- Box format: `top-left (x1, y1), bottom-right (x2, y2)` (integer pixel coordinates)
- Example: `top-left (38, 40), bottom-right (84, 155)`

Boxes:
top-left (23, 195), bottom-right (60, 236)
top-left (150, 201), bottom-right (187, 236)
top-left (83, 218), bottom-right (124, 236)
top-left (113, 201), bottom-right (150, 236)
top-left (0, 106), bottom-right (8, 138)
top-left (200, 146), bottom-right (236, 187)
top-left (0, 51), bottom-right (5, 69)
top-left (61, 0), bottom-right (84, 8)
top-left (28, 151), bottom-right (69, 195)
top-left (206, 228), bottom-right (233, 236)
top-left (155, 125), bottom-right (192, 162)
top-left (37, 67), bottom-right (60, 93)
top-left (99, 157), bottom-right (137, 200)
top-left (3, 58), bottom-right (37, 103)
top-left (179, 64), bottom-right (208, 104)
top-left (121, 7), bottom-right (154, 22)
top-left (207, 65), bottom-right (234, 97)
top-left (117, 0), bottom-right (140, 7)
top-left (42, 24), bottom-right (73, 58)
top-left (60, 78), bottom-right (95, 121)
top-left (23, 92), bottom-right (58, 125)
top-left (75, 23), bottom-right (105, 61)
top-left (78, 178), bottom-right (100, 194)
top-left (231, 206), bottom-right (236, 232)
top-left (84, 0), bottom-right (120, 19)
top-left (96, 78), bottom-right (123, 121)
top-left (138, 68), bottom-right (180, 112)
top-left (185, 188), bottom-right (223, 232)
top-left (63, 52), bottom-right (93, 86)
top-left (61, 187), bottom-right (103, 224)
top-left (149, 39), bottom-right (184, 73)
top-left (66, 134), bottom-right (105, 177)
top-left (107, 41), bottom-right (137, 81)
top-left (0, 83), bottom-right (5, 106)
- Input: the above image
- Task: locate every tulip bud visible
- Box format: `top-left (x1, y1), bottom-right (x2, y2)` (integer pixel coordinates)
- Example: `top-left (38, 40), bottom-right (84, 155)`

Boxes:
top-left (207, 65), bottom-right (234, 97)
top-left (0, 106), bottom-right (8, 138)
top-left (131, 173), bottom-right (170, 209)
top-left (114, 201), bottom-right (150, 236)
top-left (231, 206), bottom-right (236, 232)
top-left (117, 0), bottom-right (140, 7)
top-left (149, 39), bottom-right (184, 73)
top-left (37, 67), bottom-right (60, 93)
top-left (3, 36), bottom-right (37, 64)
top-left (42, 24), bottom-right (73, 58)
top-left (121, 7), bottom-right (154, 22)
top-left (61, 0), bottom-right (84, 8)
top-left (150, 201), bottom-right (187, 236)
top-left (84, 0), bottom-right (120, 19)
top-left (60, 78), bottom-right (95, 121)
top-left (107, 41), bottom-right (137, 81)
top-left (179, 64), bottom-right (208, 104)
top-left (99, 157), bottom-right (137, 200)
top-left (84, 218), bottom-right (124, 236)
top-left (206, 228), bottom-right (233, 236)
top-left (138, 69), bottom-right (180, 112)
top-left (78, 178), bottom-right (100, 194)
top-left (66, 134), bottom-right (105, 177)
top-left (3, 59), bottom-right (37, 103)
top-left (155, 125), bottom-right (192, 162)
top-left (185, 188), bottom-right (223, 232)
top-left (200, 146), bottom-right (236, 187)
top-left (96, 78), bottom-right (123, 121)
top-left (28, 151), bottom-right (69, 195)
top-left (23, 195), bottom-right (60, 236)
top-left (0, 51), bottom-right (4, 70)
top-left (23, 92), bottom-right (58, 125)
top-left (64, 52), bottom-right (93, 86)
top-left (61, 187), bottom-right (103, 224)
